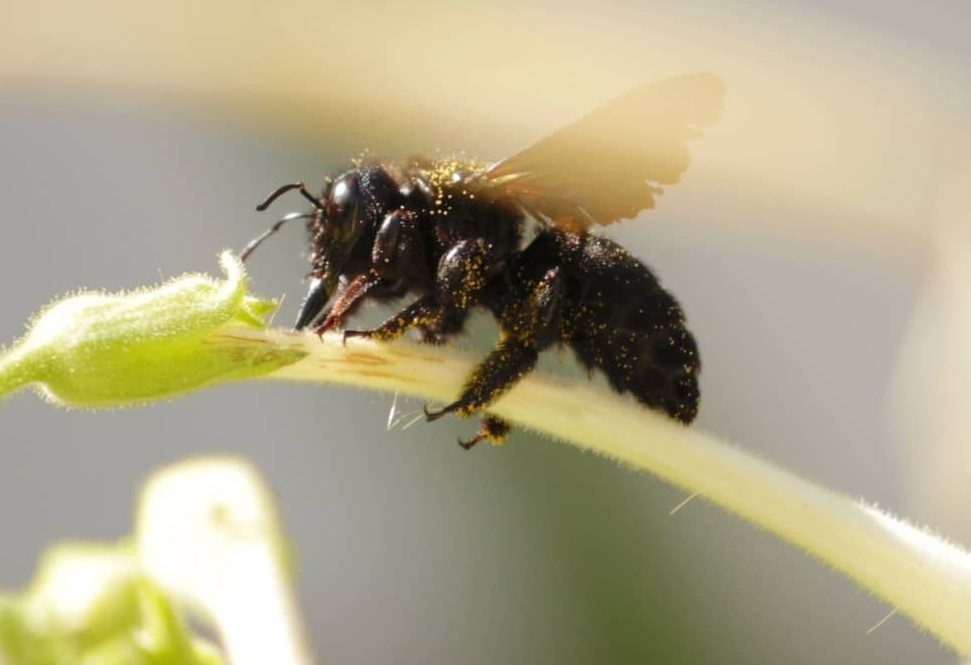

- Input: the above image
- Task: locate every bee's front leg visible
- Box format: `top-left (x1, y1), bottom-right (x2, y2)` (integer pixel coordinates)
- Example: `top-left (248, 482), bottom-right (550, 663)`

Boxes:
top-left (342, 295), bottom-right (442, 343)
top-left (314, 272), bottom-right (380, 335)
top-left (318, 210), bottom-right (424, 338)
top-left (343, 237), bottom-right (497, 343)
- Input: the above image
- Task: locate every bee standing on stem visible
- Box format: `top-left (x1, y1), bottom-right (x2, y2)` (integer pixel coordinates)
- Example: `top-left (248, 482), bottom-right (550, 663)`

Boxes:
top-left (242, 73), bottom-right (725, 448)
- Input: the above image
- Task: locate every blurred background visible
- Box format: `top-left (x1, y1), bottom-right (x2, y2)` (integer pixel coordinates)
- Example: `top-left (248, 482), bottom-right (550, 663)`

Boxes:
top-left (1, 0), bottom-right (969, 663)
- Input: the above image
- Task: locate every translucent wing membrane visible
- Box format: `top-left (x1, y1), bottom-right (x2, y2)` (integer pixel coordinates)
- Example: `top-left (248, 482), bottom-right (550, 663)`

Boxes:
top-left (476, 73), bottom-right (726, 230)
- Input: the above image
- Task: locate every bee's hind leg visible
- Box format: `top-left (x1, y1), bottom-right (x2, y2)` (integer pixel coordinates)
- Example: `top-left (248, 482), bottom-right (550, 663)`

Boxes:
top-left (422, 338), bottom-right (533, 450)
top-left (423, 336), bottom-right (539, 424)
top-left (457, 415), bottom-right (511, 450)
top-left (424, 266), bottom-right (565, 448)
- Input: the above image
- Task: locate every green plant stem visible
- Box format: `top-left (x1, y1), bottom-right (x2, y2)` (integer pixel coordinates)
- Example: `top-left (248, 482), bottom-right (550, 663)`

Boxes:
top-left (0, 348), bottom-right (34, 399)
top-left (226, 326), bottom-right (971, 657)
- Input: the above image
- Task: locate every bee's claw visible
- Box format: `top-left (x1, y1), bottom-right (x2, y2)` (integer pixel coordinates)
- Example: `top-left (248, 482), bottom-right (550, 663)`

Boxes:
top-left (457, 434), bottom-right (483, 450)
top-left (423, 404), bottom-right (449, 422)
top-left (311, 318), bottom-right (334, 341)
top-left (342, 329), bottom-right (372, 347)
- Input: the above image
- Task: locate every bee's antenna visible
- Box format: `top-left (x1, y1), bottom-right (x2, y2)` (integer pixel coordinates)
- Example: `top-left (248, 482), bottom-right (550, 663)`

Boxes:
top-left (239, 212), bottom-right (312, 262)
top-left (255, 182), bottom-right (324, 211)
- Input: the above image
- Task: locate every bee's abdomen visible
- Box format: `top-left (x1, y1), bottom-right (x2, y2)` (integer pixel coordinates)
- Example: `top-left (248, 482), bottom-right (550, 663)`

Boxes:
top-left (554, 233), bottom-right (700, 424)
top-left (566, 292), bottom-right (700, 424)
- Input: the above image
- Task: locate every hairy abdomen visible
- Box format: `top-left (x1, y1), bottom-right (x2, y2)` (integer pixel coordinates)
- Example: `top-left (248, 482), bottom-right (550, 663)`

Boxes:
top-left (553, 232), bottom-right (700, 423)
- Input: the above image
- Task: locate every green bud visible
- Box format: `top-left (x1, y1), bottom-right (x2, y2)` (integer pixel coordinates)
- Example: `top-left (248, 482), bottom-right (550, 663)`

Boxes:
top-left (0, 252), bottom-right (305, 408)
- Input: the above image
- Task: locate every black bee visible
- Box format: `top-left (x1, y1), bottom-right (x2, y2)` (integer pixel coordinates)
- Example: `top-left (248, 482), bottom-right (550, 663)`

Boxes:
top-left (243, 73), bottom-right (725, 448)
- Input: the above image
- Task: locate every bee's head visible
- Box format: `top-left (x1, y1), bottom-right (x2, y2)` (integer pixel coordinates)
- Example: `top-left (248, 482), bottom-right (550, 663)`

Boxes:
top-left (286, 170), bottom-right (373, 329)
top-left (244, 170), bottom-right (366, 329)
top-left (247, 165), bottom-right (401, 330)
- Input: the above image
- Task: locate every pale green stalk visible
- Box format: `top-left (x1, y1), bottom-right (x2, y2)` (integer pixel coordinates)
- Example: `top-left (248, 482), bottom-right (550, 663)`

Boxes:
top-left (2, 252), bottom-right (969, 658)
top-left (219, 326), bottom-right (971, 657)
top-left (0, 350), bottom-right (31, 399)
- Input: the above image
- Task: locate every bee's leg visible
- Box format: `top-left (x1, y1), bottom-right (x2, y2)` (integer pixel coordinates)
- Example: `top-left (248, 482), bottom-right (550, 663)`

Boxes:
top-left (327, 210), bottom-right (430, 340)
top-left (343, 295), bottom-right (443, 343)
top-left (423, 337), bottom-right (538, 422)
top-left (314, 272), bottom-right (380, 335)
top-left (417, 328), bottom-right (447, 345)
top-left (457, 415), bottom-right (511, 450)
top-left (433, 238), bottom-right (496, 311)
top-left (370, 210), bottom-right (427, 285)
top-left (343, 237), bottom-right (496, 342)
top-left (424, 267), bottom-right (565, 442)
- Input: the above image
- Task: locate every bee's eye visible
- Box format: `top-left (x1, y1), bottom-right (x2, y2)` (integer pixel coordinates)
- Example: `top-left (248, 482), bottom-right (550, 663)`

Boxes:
top-left (327, 173), bottom-right (362, 243)
top-left (330, 173), bottom-right (358, 210)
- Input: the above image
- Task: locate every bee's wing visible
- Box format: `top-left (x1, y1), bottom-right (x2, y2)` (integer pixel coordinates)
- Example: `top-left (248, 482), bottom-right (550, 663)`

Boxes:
top-left (475, 73), bottom-right (725, 230)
